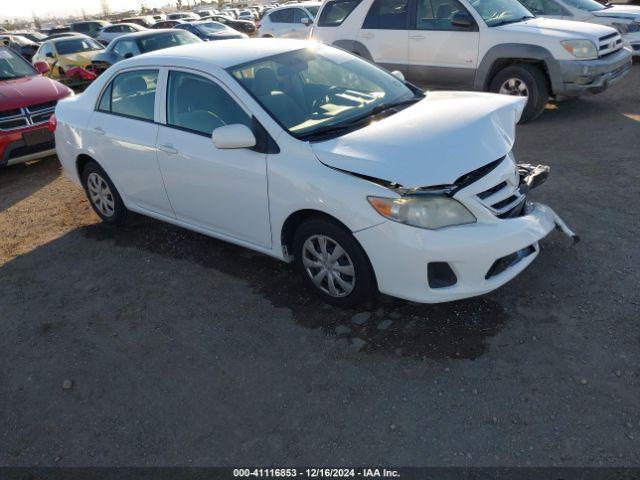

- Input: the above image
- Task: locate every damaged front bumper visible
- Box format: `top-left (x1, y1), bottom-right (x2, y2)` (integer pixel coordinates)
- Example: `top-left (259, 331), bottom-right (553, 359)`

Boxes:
top-left (354, 161), bottom-right (576, 303)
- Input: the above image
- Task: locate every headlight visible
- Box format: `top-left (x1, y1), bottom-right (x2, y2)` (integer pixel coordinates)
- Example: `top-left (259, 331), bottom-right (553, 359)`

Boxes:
top-left (561, 39), bottom-right (598, 59)
top-left (368, 195), bottom-right (476, 230)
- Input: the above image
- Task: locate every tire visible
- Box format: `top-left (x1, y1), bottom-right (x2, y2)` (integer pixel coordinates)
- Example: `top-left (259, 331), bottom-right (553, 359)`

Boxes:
top-left (81, 161), bottom-right (127, 225)
top-left (292, 217), bottom-right (377, 308)
top-left (489, 64), bottom-right (549, 123)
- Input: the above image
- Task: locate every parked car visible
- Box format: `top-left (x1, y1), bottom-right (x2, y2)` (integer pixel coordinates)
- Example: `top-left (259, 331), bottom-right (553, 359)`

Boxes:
top-left (517, 0), bottom-right (640, 55)
top-left (238, 9), bottom-right (258, 21)
top-left (44, 32), bottom-right (88, 41)
top-left (311, 0), bottom-right (632, 122)
top-left (166, 12), bottom-right (201, 21)
top-left (152, 14), bottom-right (167, 21)
top-left (32, 36), bottom-right (104, 79)
top-left (0, 35), bottom-right (40, 62)
top-left (0, 46), bottom-right (72, 167)
top-left (222, 8), bottom-right (241, 18)
top-left (200, 15), bottom-right (257, 34)
top-left (11, 31), bottom-right (47, 43)
top-left (150, 20), bottom-right (187, 29)
top-left (196, 9), bottom-right (218, 17)
top-left (69, 20), bottom-right (111, 38)
top-left (91, 29), bottom-right (201, 74)
top-left (174, 21), bottom-right (248, 40)
top-left (118, 16), bottom-right (157, 28)
top-left (97, 23), bottom-right (147, 45)
top-left (53, 39), bottom-right (576, 306)
top-left (259, 3), bottom-right (321, 38)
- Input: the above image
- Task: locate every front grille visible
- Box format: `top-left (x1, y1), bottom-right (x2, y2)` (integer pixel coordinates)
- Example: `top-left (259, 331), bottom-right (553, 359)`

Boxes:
top-left (475, 172), bottom-right (525, 218)
top-left (0, 101), bottom-right (57, 131)
top-left (598, 32), bottom-right (623, 57)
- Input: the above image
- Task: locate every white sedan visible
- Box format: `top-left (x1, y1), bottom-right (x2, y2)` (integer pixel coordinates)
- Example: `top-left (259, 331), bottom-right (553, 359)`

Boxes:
top-left (96, 23), bottom-right (147, 45)
top-left (53, 39), bottom-right (575, 306)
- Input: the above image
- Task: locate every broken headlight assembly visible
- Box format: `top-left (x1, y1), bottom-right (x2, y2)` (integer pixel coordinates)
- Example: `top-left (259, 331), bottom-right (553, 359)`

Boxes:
top-left (368, 195), bottom-right (476, 230)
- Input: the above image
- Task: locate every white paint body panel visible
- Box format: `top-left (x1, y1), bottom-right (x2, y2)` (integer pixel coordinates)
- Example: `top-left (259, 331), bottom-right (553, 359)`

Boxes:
top-left (55, 39), bottom-right (567, 303)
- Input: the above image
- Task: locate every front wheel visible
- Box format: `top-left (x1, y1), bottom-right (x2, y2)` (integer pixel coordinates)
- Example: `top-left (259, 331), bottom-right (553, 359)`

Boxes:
top-left (81, 161), bottom-right (127, 225)
top-left (293, 218), bottom-right (377, 308)
top-left (489, 64), bottom-right (549, 123)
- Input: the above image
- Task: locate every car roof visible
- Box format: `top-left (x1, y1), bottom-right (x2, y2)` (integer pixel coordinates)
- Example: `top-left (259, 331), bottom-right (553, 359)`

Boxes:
top-left (49, 34), bottom-right (94, 43)
top-left (132, 38), bottom-right (311, 69)
top-left (110, 29), bottom-right (181, 41)
top-left (268, 2), bottom-right (321, 11)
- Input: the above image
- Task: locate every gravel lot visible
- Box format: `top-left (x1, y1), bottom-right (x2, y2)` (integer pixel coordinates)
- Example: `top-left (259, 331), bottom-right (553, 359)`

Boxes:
top-left (1, 65), bottom-right (639, 467)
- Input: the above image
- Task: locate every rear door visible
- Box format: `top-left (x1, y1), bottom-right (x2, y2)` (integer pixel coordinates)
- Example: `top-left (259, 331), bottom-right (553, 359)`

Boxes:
top-left (270, 8), bottom-right (295, 37)
top-left (356, 0), bottom-right (410, 75)
top-left (408, 0), bottom-right (480, 87)
top-left (87, 68), bottom-right (174, 216)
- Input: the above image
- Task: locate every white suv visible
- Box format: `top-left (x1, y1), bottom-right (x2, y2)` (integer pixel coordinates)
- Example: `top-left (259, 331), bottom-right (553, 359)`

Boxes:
top-left (517, 0), bottom-right (640, 56)
top-left (311, 0), bottom-right (632, 122)
top-left (259, 3), bottom-right (322, 38)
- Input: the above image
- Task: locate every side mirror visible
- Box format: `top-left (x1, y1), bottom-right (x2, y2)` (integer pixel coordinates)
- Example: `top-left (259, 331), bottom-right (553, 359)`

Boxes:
top-left (124, 52), bottom-right (133, 59)
top-left (45, 51), bottom-right (55, 59)
top-left (34, 61), bottom-right (50, 74)
top-left (451, 12), bottom-right (474, 29)
top-left (212, 124), bottom-right (256, 149)
top-left (301, 17), bottom-right (312, 26)
top-left (391, 70), bottom-right (405, 82)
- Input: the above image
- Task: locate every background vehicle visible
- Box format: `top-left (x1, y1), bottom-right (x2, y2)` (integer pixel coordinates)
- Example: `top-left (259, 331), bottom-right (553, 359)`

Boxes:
top-left (118, 16), bottom-right (157, 28)
top-left (196, 9), bottom-right (218, 17)
top-left (167, 12), bottom-right (201, 21)
top-left (0, 46), bottom-right (72, 167)
top-left (311, 0), bottom-right (632, 121)
top-left (0, 34), bottom-right (39, 61)
top-left (517, 0), bottom-right (640, 55)
top-left (150, 20), bottom-right (187, 29)
top-left (69, 20), bottom-right (111, 38)
top-left (238, 9), bottom-right (258, 20)
top-left (11, 31), bottom-right (47, 43)
top-left (200, 15), bottom-right (257, 34)
top-left (174, 21), bottom-right (248, 40)
top-left (259, 3), bottom-right (321, 38)
top-left (97, 23), bottom-right (147, 45)
top-left (43, 32), bottom-right (87, 41)
top-left (32, 36), bottom-right (104, 79)
top-left (54, 40), bottom-right (572, 306)
top-left (91, 29), bottom-right (202, 74)
top-left (152, 14), bottom-right (167, 21)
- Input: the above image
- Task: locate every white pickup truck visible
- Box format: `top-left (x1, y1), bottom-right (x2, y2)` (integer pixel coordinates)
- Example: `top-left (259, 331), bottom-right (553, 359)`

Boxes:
top-left (311, 0), bottom-right (633, 121)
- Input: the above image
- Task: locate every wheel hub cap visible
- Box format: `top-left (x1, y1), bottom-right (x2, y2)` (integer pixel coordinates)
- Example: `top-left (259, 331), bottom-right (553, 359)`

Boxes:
top-left (87, 172), bottom-right (115, 217)
top-left (302, 234), bottom-right (355, 298)
top-left (499, 78), bottom-right (529, 97)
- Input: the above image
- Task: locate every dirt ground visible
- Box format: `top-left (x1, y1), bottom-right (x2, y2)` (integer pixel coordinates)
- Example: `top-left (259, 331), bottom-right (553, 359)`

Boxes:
top-left (1, 65), bottom-right (639, 467)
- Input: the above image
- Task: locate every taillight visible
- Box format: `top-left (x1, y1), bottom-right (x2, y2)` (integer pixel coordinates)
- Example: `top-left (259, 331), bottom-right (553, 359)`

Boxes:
top-left (48, 114), bottom-right (57, 133)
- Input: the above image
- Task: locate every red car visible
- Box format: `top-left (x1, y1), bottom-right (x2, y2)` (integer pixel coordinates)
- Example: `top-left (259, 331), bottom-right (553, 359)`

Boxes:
top-left (0, 46), bottom-right (73, 167)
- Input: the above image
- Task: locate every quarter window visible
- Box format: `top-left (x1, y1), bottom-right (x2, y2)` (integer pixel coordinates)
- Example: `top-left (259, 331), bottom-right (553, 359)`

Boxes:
top-left (415, 0), bottom-right (476, 30)
top-left (362, 0), bottom-right (410, 29)
top-left (97, 70), bottom-right (158, 121)
top-left (166, 71), bottom-right (251, 136)
top-left (317, 0), bottom-right (362, 26)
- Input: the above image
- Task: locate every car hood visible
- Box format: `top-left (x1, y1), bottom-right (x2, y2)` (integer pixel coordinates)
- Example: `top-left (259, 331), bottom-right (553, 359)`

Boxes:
top-left (59, 51), bottom-right (101, 66)
top-left (497, 17), bottom-right (616, 39)
top-left (310, 92), bottom-right (525, 189)
top-left (0, 75), bottom-right (72, 111)
top-left (593, 5), bottom-right (640, 21)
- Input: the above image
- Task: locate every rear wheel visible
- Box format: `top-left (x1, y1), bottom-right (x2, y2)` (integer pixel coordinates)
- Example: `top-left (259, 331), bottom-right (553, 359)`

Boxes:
top-left (81, 161), bottom-right (127, 225)
top-left (489, 64), bottom-right (549, 123)
top-left (293, 218), bottom-right (377, 308)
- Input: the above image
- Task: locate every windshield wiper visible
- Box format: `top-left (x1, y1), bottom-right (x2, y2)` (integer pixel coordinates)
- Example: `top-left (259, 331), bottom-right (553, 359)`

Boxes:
top-left (491, 15), bottom-right (535, 27)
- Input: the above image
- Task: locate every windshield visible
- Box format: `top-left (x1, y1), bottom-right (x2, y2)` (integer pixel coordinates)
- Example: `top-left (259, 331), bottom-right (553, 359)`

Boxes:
top-left (469, 0), bottom-right (535, 26)
top-left (138, 31), bottom-right (201, 52)
top-left (0, 47), bottom-right (36, 80)
top-left (306, 5), bottom-right (320, 17)
top-left (22, 32), bottom-right (47, 41)
top-left (228, 46), bottom-right (420, 139)
top-left (563, 0), bottom-right (604, 11)
top-left (197, 21), bottom-right (227, 32)
top-left (56, 38), bottom-right (103, 55)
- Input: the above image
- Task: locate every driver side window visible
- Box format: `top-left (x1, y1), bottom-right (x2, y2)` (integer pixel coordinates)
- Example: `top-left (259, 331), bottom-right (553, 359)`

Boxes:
top-left (520, 0), bottom-right (565, 15)
top-left (166, 71), bottom-right (251, 137)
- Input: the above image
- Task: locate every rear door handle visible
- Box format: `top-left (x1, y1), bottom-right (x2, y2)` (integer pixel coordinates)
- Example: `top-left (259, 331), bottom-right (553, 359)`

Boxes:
top-left (409, 34), bottom-right (426, 40)
top-left (93, 126), bottom-right (105, 136)
top-left (159, 143), bottom-right (178, 155)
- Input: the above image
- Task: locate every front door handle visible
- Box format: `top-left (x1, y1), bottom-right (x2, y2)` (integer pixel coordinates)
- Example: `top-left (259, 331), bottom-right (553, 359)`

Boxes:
top-left (409, 34), bottom-right (426, 40)
top-left (360, 32), bottom-right (374, 39)
top-left (93, 126), bottom-right (105, 136)
top-left (159, 143), bottom-right (178, 155)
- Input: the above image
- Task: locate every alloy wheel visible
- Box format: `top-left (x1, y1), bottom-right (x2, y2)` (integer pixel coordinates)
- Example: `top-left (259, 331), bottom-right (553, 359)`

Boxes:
top-left (499, 78), bottom-right (529, 97)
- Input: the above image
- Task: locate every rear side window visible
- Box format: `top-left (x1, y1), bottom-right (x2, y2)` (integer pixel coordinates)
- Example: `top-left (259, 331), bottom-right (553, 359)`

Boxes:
top-left (97, 70), bottom-right (158, 122)
top-left (317, 0), bottom-right (362, 26)
top-left (269, 8), bottom-right (294, 23)
top-left (72, 23), bottom-right (89, 33)
top-left (166, 71), bottom-right (251, 136)
top-left (415, 0), bottom-right (475, 30)
top-left (363, 0), bottom-right (409, 29)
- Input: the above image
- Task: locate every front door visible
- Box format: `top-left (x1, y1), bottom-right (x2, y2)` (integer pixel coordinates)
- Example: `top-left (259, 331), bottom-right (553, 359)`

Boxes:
top-left (155, 70), bottom-right (271, 248)
top-left (408, 0), bottom-right (480, 88)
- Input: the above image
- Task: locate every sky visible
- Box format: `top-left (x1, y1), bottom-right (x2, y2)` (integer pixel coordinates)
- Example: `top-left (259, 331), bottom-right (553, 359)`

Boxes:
top-left (1, 0), bottom-right (177, 19)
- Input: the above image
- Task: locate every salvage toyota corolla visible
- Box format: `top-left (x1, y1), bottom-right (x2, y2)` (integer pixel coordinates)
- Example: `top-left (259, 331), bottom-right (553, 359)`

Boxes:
top-left (53, 39), bottom-right (576, 307)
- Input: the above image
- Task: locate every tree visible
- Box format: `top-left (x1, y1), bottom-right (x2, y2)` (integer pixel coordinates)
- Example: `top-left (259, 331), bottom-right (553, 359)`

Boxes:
top-left (101, 0), bottom-right (111, 17)
top-left (32, 12), bottom-right (42, 29)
